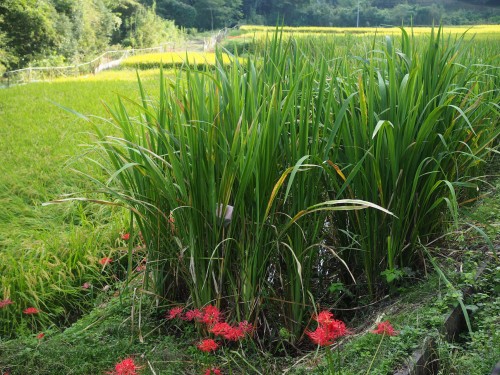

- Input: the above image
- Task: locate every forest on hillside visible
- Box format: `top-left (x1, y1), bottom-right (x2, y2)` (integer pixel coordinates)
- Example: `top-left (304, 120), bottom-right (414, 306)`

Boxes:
top-left (1, 0), bottom-right (499, 72)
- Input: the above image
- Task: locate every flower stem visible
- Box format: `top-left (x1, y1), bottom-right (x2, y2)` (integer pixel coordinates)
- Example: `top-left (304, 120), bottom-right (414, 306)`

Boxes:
top-left (365, 333), bottom-right (385, 375)
top-left (337, 344), bottom-right (341, 375)
top-left (326, 347), bottom-right (335, 375)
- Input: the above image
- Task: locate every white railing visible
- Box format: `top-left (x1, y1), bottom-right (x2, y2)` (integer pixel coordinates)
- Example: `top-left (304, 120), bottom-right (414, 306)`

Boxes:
top-left (1, 43), bottom-right (178, 87)
top-left (1, 27), bottom-right (232, 87)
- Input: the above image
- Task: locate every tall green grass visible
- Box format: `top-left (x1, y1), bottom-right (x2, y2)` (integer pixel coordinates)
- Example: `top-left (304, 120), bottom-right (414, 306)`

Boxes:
top-left (86, 34), bottom-right (391, 341)
top-left (322, 28), bottom-right (499, 292)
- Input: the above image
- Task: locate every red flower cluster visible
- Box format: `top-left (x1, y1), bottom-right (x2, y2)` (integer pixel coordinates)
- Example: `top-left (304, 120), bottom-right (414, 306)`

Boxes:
top-left (121, 233), bottom-right (130, 241)
top-left (306, 310), bottom-right (348, 346)
top-left (371, 321), bottom-right (398, 336)
top-left (165, 304), bottom-right (254, 355)
top-left (37, 332), bottom-right (45, 340)
top-left (210, 322), bottom-right (245, 341)
top-left (197, 338), bottom-right (219, 352)
top-left (201, 305), bottom-right (222, 326)
top-left (166, 305), bottom-right (224, 325)
top-left (23, 307), bottom-right (40, 315)
top-left (0, 299), bottom-right (13, 309)
top-left (165, 306), bottom-right (183, 320)
top-left (99, 257), bottom-right (113, 265)
top-left (237, 320), bottom-right (254, 334)
top-left (184, 308), bottom-right (203, 321)
top-left (106, 357), bottom-right (140, 375)
top-left (204, 368), bottom-right (222, 375)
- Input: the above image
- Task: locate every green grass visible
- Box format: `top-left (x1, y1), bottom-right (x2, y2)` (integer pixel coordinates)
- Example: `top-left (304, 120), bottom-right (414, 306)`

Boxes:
top-left (0, 79), bottom-right (159, 336)
top-left (0, 25), bottom-right (499, 374)
top-left (0, 289), bottom-right (188, 375)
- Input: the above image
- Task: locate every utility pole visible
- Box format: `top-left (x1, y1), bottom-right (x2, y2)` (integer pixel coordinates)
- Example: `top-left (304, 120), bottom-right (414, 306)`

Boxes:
top-left (356, 0), bottom-right (360, 27)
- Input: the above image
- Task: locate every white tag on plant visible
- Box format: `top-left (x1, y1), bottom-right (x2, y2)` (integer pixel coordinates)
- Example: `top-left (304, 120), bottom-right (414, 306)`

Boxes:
top-left (216, 203), bottom-right (234, 226)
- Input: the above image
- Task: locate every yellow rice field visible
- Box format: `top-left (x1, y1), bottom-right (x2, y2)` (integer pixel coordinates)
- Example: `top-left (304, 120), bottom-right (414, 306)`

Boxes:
top-left (239, 24), bottom-right (500, 35)
top-left (234, 24), bottom-right (500, 42)
top-left (121, 51), bottom-right (235, 69)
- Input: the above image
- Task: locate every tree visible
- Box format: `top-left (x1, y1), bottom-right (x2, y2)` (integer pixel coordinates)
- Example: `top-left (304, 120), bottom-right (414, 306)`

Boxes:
top-left (0, 0), bottom-right (58, 69)
top-left (76, 0), bottom-right (119, 58)
top-left (156, 0), bottom-right (197, 28)
top-left (109, 0), bottom-right (182, 47)
top-left (128, 7), bottom-right (182, 47)
top-left (0, 22), bottom-right (13, 74)
top-left (194, 0), bottom-right (242, 30)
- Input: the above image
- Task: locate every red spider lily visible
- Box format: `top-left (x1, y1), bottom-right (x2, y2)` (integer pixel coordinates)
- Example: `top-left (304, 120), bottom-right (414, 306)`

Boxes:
top-left (210, 322), bottom-right (233, 336)
top-left (106, 357), bottom-right (141, 375)
top-left (168, 212), bottom-right (176, 234)
top-left (0, 299), bottom-right (13, 309)
top-left (306, 311), bottom-right (348, 346)
top-left (82, 282), bottom-right (91, 289)
top-left (121, 233), bottom-right (130, 241)
top-left (371, 321), bottom-right (398, 336)
top-left (325, 319), bottom-right (348, 338)
top-left (210, 323), bottom-right (245, 341)
top-left (197, 339), bottom-right (219, 352)
top-left (237, 320), bottom-right (254, 334)
top-left (184, 309), bottom-right (203, 321)
top-left (204, 368), bottom-right (222, 375)
top-left (166, 306), bottom-right (183, 320)
top-left (315, 310), bottom-right (335, 325)
top-left (135, 265), bottom-right (146, 272)
top-left (201, 305), bottom-right (221, 326)
top-left (37, 332), bottom-right (45, 339)
top-left (223, 327), bottom-right (245, 341)
top-left (99, 257), bottom-right (113, 265)
top-left (306, 326), bottom-right (336, 346)
top-left (23, 307), bottom-right (39, 315)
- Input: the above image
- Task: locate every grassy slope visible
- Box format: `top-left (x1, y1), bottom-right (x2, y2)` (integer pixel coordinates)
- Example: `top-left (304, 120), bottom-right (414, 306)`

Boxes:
top-left (0, 77), bottom-right (159, 335)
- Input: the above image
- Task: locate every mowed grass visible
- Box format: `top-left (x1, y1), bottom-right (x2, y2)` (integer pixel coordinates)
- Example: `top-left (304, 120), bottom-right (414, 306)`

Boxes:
top-left (0, 78), bottom-right (159, 335)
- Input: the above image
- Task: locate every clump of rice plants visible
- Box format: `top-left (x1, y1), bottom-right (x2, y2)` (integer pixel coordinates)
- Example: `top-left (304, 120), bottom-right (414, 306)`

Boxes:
top-left (85, 33), bottom-right (389, 344)
top-left (83, 27), bottom-right (498, 350)
top-left (323, 27), bottom-right (499, 293)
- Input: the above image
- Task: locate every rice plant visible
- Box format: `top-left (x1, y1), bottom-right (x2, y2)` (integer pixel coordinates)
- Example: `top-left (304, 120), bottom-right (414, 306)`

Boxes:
top-left (83, 26), bottom-right (498, 346)
top-left (86, 32), bottom-right (393, 342)
top-left (323, 27), bottom-right (499, 292)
